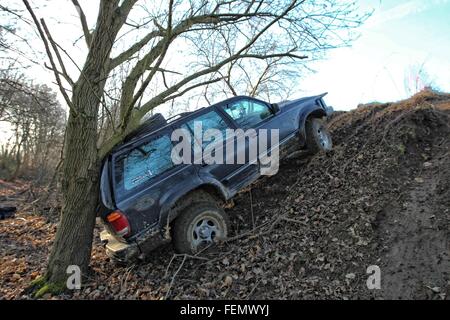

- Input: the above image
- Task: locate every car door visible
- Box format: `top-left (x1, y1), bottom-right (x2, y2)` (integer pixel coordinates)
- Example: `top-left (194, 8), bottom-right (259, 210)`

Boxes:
top-left (221, 98), bottom-right (298, 175)
top-left (224, 98), bottom-right (296, 141)
top-left (178, 108), bottom-right (246, 192)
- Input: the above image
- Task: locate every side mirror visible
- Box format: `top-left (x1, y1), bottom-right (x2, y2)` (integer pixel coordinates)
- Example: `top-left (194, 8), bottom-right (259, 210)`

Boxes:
top-left (271, 103), bottom-right (280, 114)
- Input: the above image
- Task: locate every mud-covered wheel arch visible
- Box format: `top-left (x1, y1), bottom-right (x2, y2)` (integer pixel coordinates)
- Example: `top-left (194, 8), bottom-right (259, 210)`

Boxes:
top-left (165, 187), bottom-right (225, 234)
top-left (305, 116), bottom-right (333, 154)
top-left (170, 188), bottom-right (224, 217)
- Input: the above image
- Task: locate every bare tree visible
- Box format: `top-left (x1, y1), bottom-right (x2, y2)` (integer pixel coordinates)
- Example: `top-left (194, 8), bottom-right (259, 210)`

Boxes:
top-left (404, 62), bottom-right (436, 97)
top-left (0, 4), bottom-right (18, 52)
top-left (196, 37), bottom-right (307, 103)
top-left (0, 72), bottom-right (65, 181)
top-left (21, 0), bottom-right (369, 293)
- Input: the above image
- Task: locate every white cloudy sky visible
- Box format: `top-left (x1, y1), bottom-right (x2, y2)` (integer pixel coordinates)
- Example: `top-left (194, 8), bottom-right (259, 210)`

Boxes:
top-left (296, 0), bottom-right (450, 110)
top-left (2, 0), bottom-right (450, 118)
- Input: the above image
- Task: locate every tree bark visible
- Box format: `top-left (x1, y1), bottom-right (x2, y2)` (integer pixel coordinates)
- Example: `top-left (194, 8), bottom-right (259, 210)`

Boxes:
top-left (45, 92), bottom-right (101, 285)
top-left (44, 0), bottom-right (124, 285)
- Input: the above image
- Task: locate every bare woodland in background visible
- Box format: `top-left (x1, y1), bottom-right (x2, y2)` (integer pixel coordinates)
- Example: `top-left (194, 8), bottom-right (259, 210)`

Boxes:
top-left (1, 5), bottom-right (65, 183)
top-left (0, 75), bottom-right (65, 182)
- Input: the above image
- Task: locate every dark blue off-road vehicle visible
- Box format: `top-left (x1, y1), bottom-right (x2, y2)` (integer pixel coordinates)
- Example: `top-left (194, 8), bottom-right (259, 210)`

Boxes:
top-left (98, 94), bottom-right (333, 262)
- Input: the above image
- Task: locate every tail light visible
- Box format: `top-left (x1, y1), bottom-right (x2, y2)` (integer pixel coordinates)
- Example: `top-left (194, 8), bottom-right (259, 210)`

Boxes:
top-left (106, 210), bottom-right (131, 238)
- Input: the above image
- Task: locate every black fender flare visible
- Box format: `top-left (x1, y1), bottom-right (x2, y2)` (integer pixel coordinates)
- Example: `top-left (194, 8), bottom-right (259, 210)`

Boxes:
top-left (297, 104), bottom-right (327, 142)
top-left (157, 177), bottom-right (229, 230)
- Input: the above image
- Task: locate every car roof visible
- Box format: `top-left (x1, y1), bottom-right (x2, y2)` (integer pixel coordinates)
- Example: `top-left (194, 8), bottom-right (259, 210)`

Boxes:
top-left (167, 95), bottom-right (263, 125)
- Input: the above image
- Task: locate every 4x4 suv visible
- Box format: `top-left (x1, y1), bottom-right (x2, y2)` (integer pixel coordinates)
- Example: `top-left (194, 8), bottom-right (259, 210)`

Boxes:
top-left (98, 94), bottom-right (333, 262)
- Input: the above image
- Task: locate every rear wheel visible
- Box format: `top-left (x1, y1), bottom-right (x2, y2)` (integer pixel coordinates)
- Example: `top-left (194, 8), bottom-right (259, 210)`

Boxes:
top-left (173, 202), bottom-right (230, 254)
top-left (305, 117), bottom-right (333, 154)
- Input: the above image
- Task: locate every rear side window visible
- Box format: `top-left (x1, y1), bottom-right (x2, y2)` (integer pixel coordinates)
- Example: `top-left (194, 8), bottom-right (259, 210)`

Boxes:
top-left (185, 111), bottom-right (230, 150)
top-left (114, 134), bottom-right (174, 195)
top-left (224, 99), bottom-right (272, 129)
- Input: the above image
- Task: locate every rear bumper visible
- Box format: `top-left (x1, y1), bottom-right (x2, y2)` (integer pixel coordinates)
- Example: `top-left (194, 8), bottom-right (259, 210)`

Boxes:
top-left (100, 230), bottom-right (140, 262)
top-left (100, 226), bottom-right (169, 263)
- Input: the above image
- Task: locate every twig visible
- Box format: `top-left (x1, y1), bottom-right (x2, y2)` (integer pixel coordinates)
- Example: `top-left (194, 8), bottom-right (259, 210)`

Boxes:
top-left (226, 215), bottom-right (286, 243)
top-left (249, 189), bottom-right (255, 230)
top-left (246, 280), bottom-right (261, 299)
top-left (22, 0), bottom-right (75, 112)
top-left (225, 220), bottom-right (271, 242)
top-left (165, 254), bottom-right (187, 300)
top-left (71, 0), bottom-right (92, 47)
top-left (164, 253), bottom-right (208, 278)
top-left (280, 217), bottom-right (308, 226)
top-left (120, 264), bottom-right (136, 294)
top-left (40, 19), bottom-right (75, 87)
top-left (164, 254), bottom-right (178, 278)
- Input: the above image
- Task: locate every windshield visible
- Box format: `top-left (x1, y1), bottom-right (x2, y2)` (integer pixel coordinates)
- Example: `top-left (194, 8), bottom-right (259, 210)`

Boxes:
top-left (223, 99), bottom-right (272, 129)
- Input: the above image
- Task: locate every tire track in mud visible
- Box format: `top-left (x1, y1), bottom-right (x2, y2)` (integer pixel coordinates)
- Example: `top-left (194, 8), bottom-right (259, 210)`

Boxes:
top-left (379, 145), bottom-right (450, 299)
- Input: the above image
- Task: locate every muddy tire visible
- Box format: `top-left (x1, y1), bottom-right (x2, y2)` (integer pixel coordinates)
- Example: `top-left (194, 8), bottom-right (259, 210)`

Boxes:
top-left (172, 202), bottom-right (230, 254)
top-left (305, 117), bottom-right (333, 154)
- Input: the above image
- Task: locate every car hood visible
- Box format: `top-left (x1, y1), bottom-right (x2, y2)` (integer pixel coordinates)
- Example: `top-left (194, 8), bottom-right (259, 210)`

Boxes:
top-left (276, 93), bottom-right (328, 109)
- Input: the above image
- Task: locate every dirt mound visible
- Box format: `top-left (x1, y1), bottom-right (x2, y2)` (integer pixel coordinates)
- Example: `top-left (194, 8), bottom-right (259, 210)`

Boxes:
top-left (1, 90), bottom-right (449, 300)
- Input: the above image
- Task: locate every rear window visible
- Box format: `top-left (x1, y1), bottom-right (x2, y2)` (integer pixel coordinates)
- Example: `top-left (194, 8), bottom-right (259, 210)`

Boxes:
top-left (114, 134), bottom-right (175, 197)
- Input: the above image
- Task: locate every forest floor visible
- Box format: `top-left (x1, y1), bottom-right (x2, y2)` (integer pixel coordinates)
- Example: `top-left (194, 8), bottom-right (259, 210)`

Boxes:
top-left (1, 89), bottom-right (449, 300)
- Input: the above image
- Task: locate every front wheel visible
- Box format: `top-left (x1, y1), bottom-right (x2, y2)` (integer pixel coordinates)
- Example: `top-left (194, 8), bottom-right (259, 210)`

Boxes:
top-left (172, 202), bottom-right (230, 254)
top-left (305, 117), bottom-right (333, 154)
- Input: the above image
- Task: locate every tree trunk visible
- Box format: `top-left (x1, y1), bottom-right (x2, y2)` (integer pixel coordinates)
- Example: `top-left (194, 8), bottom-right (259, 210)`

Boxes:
top-left (44, 0), bottom-right (124, 286)
top-left (45, 67), bottom-right (104, 284)
top-left (45, 101), bottom-right (100, 285)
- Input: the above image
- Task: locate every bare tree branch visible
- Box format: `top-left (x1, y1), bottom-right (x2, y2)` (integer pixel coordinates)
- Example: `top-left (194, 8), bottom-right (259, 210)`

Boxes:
top-left (134, 0), bottom-right (300, 122)
top-left (109, 29), bottom-right (163, 70)
top-left (22, 0), bottom-right (74, 112)
top-left (40, 19), bottom-right (75, 87)
top-left (71, 0), bottom-right (92, 47)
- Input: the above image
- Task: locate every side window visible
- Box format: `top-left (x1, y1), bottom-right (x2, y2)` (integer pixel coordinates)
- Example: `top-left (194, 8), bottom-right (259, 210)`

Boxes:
top-left (115, 134), bottom-right (174, 193)
top-left (185, 111), bottom-right (230, 150)
top-left (224, 100), bottom-right (272, 129)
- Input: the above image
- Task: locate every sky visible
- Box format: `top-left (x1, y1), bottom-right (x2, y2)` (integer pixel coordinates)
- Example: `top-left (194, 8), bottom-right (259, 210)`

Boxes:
top-left (297, 0), bottom-right (450, 110)
top-left (19, 0), bottom-right (450, 111)
top-left (1, 0), bottom-right (450, 144)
